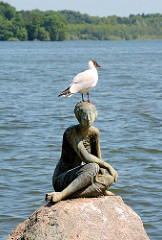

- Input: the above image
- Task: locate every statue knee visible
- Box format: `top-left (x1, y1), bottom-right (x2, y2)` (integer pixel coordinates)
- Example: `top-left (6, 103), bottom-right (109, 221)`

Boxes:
top-left (106, 175), bottom-right (114, 186)
top-left (95, 174), bottom-right (114, 188)
top-left (81, 163), bottom-right (99, 178)
top-left (75, 163), bottom-right (99, 186)
top-left (87, 163), bottom-right (100, 176)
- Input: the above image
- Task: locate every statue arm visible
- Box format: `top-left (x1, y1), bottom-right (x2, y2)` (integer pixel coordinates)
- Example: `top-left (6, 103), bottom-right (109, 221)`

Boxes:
top-left (92, 128), bottom-right (102, 159)
top-left (91, 128), bottom-right (105, 174)
top-left (77, 141), bottom-right (118, 182)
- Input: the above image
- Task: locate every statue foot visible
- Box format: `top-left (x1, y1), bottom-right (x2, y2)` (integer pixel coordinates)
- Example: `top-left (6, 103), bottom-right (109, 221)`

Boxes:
top-left (45, 192), bottom-right (55, 202)
top-left (45, 192), bottom-right (63, 203)
top-left (103, 190), bottom-right (115, 196)
top-left (51, 192), bottom-right (63, 203)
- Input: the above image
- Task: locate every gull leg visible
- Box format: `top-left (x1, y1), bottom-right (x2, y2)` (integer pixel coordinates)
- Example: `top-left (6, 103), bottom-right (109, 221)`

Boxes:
top-left (82, 93), bottom-right (84, 102)
top-left (87, 92), bottom-right (90, 102)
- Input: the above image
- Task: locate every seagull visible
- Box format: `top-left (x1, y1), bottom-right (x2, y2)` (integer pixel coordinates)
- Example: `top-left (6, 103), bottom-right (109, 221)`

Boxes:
top-left (58, 60), bottom-right (101, 102)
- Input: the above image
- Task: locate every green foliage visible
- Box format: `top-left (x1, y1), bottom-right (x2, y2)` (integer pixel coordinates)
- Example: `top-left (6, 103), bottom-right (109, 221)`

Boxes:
top-left (59, 10), bottom-right (101, 25)
top-left (0, 15), bottom-right (13, 40)
top-left (0, 1), bottom-right (16, 20)
top-left (8, 37), bottom-right (19, 41)
top-left (37, 27), bottom-right (50, 41)
top-left (0, 2), bottom-right (67, 41)
top-left (63, 11), bottom-right (162, 40)
top-left (0, 2), bottom-right (162, 41)
top-left (43, 13), bottom-right (67, 41)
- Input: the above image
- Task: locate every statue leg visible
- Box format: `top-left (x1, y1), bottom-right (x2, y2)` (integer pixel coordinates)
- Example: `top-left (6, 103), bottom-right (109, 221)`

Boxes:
top-left (46, 163), bottom-right (100, 203)
top-left (70, 174), bottom-right (114, 198)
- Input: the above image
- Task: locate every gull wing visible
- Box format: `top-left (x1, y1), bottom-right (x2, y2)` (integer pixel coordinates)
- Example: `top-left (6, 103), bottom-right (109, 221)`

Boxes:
top-left (70, 70), bottom-right (97, 93)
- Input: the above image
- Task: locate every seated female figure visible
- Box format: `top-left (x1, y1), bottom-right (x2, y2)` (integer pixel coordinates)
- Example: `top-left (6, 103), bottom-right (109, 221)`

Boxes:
top-left (46, 102), bottom-right (118, 203)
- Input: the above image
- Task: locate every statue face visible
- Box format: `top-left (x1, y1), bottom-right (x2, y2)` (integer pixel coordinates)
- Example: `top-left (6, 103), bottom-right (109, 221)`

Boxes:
top-left (74, 102), bottom-right (97, 127)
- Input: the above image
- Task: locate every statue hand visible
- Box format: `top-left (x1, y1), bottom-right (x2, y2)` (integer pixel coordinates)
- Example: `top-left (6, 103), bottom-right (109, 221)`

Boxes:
top-left (108, 167), bottom-right (118, 183)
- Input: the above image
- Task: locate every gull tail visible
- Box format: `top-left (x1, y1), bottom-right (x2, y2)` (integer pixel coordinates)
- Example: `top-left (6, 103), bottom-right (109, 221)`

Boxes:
top-left (58, 87), bottom-right (74, 98)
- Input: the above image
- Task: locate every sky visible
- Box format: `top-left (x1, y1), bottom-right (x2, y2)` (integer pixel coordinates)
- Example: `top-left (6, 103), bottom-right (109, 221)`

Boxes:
top-left (3, 0), bottom-right (162, 17)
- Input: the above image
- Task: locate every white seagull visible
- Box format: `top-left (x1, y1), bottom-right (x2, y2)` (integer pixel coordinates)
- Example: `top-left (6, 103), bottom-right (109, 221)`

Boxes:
top-left (58, 60), bottom-right (101, 102)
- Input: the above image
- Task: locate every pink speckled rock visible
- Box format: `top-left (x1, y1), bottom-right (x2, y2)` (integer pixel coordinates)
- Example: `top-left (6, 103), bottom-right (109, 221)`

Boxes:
top-left (7, 196), bottom-right (149, 240)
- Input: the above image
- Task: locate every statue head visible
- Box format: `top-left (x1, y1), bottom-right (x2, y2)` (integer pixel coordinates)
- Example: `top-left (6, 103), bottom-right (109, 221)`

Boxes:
top-left (74, 102), bottom-right (97, 127)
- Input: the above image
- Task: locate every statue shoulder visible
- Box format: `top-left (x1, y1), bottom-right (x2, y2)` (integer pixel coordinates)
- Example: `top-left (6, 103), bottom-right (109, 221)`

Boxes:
top-left (88, 126), bottom-right (100, 136)
top-left (64, 125), bottom-right (77, 138)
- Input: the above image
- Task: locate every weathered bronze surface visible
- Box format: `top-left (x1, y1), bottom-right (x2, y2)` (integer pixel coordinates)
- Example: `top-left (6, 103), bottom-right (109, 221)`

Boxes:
top-left (46, 102), bottom-right (118, 203)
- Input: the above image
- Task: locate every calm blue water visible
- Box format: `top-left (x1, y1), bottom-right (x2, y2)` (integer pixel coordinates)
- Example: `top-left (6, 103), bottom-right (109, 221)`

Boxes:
top-left (0, 41), bottom-right (162, 240)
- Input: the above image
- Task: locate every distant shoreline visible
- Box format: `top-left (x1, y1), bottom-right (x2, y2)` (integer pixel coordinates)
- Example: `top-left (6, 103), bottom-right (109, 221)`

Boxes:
top-left (2, 39), bottom-right (162, 42)
top-left (0, 2), bottom-right (162, 41)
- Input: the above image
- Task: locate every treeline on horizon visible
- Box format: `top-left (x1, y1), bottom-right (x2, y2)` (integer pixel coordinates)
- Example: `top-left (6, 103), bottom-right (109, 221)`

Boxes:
top-left (0, 1), bottom-right (162, 41)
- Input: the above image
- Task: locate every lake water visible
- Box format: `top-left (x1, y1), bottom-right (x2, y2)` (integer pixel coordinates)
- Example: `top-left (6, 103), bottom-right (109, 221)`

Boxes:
top-left (0, 40), bottom-right (162, 240)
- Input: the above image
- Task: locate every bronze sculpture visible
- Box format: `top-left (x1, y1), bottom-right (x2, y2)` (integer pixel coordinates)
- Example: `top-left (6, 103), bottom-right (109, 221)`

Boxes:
top-left (46, 102), bottom-right (118, 203)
